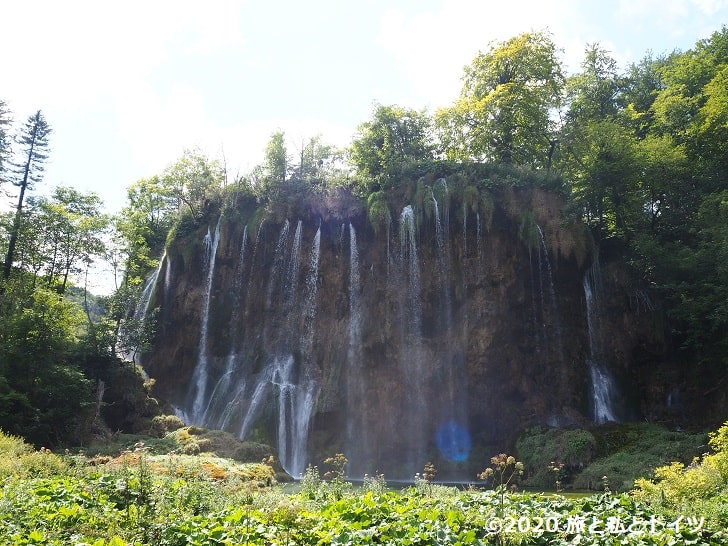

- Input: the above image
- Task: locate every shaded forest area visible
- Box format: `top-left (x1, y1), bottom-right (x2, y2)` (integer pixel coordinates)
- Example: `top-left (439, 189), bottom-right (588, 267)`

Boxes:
top-left (1, 27), bottom-right (727, 447)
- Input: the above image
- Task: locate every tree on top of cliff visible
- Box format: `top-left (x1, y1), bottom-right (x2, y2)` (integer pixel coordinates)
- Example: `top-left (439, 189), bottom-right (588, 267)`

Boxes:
top-left (436, 31), bottom-right (564, 167)
top-left (160, 148), bottom-right (224, 222)
top-left (350, 103), bottom-right (435, 189)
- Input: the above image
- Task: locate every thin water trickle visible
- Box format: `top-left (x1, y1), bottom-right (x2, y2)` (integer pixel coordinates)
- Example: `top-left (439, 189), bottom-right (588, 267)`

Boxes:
top-left (266, 220), bottom-right (291, 309)
top-left (188, 216), bottom-right (222, 425)
top-left (346, 223), bottom-right (370, 473)
top-left (536, 225), bottom-right (565, 365)
top-left (124, 251), bottom-right (166, 364)
top-left (583, 257), bottom-right (619, 423)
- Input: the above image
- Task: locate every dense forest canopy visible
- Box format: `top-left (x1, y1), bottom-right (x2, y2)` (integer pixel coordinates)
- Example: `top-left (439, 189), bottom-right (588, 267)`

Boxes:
top-left (0, 27), bottom-right (727, 446)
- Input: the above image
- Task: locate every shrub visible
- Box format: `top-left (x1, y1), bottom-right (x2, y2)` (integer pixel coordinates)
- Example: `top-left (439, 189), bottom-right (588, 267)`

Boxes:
top-left (367, 191), bottom-right (391, 236)
top-left (575, 423), bottom-right (708, 492)
top-left (148, 414), bottom-right (184, 438)
top-left (633, 421), bottom-right (728, 526)
top-left (516, 427), bottom-right (596, 489)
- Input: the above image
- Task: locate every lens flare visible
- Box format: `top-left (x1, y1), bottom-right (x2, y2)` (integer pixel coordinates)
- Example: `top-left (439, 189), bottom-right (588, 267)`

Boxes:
top-left (435, 420), bottom-right (471, 462)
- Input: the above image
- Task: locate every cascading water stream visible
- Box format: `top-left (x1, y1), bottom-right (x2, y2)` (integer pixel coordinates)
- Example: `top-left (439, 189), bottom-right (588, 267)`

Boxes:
top-left (271, 221), bottom-right (319, 477)
top-left (396, 206), bottom-right (428, 475)
top-left (476, 212), bottom-right (483, 265)
top-left (201, 226), bottom-right (251, 428)
top-left (300, 226), bottom-right (321, 362)
top-left (346, 223), bottom-right (370, 474)
top-left (583, 257), bottom-right (619, 423)
top-left (266, 220), bottom-right (291, 310)
top-left (272, 355), bottom-right (318, 478)
top-left (187, 216), bottom-right (222, 425)
top-left (124, 251), bottom-right (166, 364)
top-left (431, 188), bottom-right (457, 406)
top-left (431, 184), bottom-right (470, 464)
top-left (231, 220), bottom-right (319, 478)
top-left (535, 225), bottom-right (565, 366)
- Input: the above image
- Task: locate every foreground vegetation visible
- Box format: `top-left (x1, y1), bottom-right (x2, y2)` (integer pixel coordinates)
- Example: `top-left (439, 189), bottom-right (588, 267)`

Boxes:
top-left (2, 425), bottom-right (728, 545)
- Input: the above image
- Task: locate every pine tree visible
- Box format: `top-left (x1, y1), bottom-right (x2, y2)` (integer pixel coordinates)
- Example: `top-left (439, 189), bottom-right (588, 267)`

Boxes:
top-left (2, 110), bottom-right (52, 282)
top-left (0, 100), bottom-right (12, 184)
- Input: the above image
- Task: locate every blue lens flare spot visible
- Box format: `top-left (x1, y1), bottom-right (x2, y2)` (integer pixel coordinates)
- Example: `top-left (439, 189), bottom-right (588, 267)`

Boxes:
top-left (435, 420), bottom-right (471, 462)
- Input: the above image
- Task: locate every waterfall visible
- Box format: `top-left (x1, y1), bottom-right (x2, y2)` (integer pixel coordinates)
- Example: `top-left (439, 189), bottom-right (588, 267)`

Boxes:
top-left (476, 212), bottom-right (483, 265)
top-left (462, 202), bottom-right (468, 260)
top-left (300, 226), bottom-right (321, 361)
top-left (396, 205), bottom-right (428, 476)
top-left (202, 226), bottom-right (251, 429)
top-left (239, 374), bottom-right (271, 439)
top-left (272, 355), bottom-right (318, 478)
top-left (266, 220), bottom-right (291, 309)
top-left (583, 257), bottom-right (619, 423)
top-left (188, 216), bottom-right (222, 425)
top-left (135, 254), bottom-right (162, 322)
top-left (234, 225), bottom-right (248, 290)
top-left (535, 225), bottom-right (565, 365)
top-left (279, 224), bottom-right (321, 477)
top-left (346, 223), bottom-right (369, 473)
top-left (228, 220), bottom-right (320, 477)
top-left (432, 185), bottom-right (469, 464)
top-left (163, 252), bottom-right (172, 301)
top-left (244, 221), bottom-right (264, 319)
top-left (123, 251), bottom-right (166, 364)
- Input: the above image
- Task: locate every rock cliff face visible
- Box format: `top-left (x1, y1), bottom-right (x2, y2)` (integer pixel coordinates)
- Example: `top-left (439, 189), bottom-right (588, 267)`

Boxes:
top-left (140, 181), bottom-right (671, 480)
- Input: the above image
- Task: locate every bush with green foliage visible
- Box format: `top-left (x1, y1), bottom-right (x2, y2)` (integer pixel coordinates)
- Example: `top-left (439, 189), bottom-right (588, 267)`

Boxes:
top-left (517, 427), bottom-right (597, 489)
top-left (633, 421), bottom-right (728, 528)
top-left (366, 191), bottom-right (391, 236)
top-left (574, 423), bottom-right (708, 492)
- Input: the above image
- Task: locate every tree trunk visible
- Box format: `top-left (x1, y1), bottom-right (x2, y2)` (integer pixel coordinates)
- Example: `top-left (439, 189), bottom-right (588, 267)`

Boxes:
top-left (2, 178), bottom-right (29, 281)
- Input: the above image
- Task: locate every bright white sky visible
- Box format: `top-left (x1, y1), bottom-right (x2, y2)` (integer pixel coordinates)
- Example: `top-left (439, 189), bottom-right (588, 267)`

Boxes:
top-left (3, 0), bottom-right (727, 218)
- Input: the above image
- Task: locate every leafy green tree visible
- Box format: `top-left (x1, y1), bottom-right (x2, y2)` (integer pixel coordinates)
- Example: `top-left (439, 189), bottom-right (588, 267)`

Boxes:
top-left (2, 110), bottom-right (51, 283)
top-left (291, 135), bottom-right (346, 190)
top-left (256, 130), bottom-right (290, 198)
top-left (2, 202), bottom-right (48, 286)
top-left (620, 53), bottom-right (668, 138)
top-left (562, 120), bottom-right (641, 238)
top-left (36, 187), bottom-right (109, 294)
top-left (0, 284), bottom-right (90, 445)
top-left (350, 103), bottom-right (434, 185)
top-left (124, 176), bottom-right (176, 252)
top-left (106, 177), bottom-right (174, 360)
top-left (558, 46), bottom-right (645, 238)
top-left (266, 130), bottom-right (289, 184)
top-left (112, 175), bottom-right (175, 288)
top-left (634, 135), bottom-right (689, 235)
top-left (695, 64), bottom-right (728, 174)
top-left (564, 44), bottom-right (623, 122)
top-left (437, 31), bottom-right (563, 166)
top-left (160, 148), bottom-right (224, 220)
